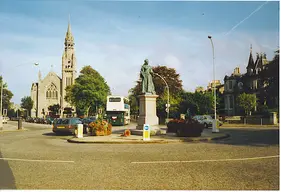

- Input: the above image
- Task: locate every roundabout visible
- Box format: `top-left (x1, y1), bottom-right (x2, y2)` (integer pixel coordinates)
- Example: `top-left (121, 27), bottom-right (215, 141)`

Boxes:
top-left (0, 121), bottom-right (279, 190)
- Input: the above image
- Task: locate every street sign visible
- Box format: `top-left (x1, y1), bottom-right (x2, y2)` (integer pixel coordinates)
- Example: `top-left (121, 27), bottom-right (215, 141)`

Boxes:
top-left (165, 104), bottom-right (170, 107)
top-left (143, 124), bottom-right (150, 141)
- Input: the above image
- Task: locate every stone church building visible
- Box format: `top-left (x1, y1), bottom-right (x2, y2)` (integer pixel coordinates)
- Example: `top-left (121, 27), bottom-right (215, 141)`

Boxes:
top-left (30, 21), bottom-right (77, 118)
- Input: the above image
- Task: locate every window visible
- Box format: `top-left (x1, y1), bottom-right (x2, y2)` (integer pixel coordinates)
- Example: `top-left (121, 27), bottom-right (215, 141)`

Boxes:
top-left (229, 81), bottom-right (233, 89)
top-left (66, 77), bottom-right (72, 87)
top-left (62, 119), bottom-right (70, 124)
top-left (229, 96), bottom-right (233, 108)
top-left (109, 97), bottom-right (121, 102)
top-left (46, 83), bottom-right (58, 99)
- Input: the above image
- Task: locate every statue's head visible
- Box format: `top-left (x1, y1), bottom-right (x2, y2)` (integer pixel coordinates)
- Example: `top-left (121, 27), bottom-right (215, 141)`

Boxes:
top-left (144, 59), bottom-right (149, 65)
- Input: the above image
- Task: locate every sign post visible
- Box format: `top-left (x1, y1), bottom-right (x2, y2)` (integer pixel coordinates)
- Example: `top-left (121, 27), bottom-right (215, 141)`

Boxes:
top-left (143, 124), bottom-right (150, 141)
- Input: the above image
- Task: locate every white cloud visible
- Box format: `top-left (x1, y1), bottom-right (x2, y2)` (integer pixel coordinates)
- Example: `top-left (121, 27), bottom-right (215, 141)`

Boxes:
top-left (0, 11), bottom-right (278, 104)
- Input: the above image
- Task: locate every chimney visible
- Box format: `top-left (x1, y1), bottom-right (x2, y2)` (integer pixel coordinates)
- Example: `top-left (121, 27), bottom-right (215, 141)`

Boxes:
top-left (233, 67), bottom-right (240, 75)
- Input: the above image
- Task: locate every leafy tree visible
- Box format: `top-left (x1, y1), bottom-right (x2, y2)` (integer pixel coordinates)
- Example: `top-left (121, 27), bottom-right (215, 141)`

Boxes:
top-left (65, 66), bottom-right (111, 117)
top-left (259, 49), bottom-right (279, 109)
top-left (20, 96), bottom-right (34, 117)
top-left (179, 91), bottom-right (214, 116)
top-left (237, 93), bottom-right (257, 116)
top-left (0, 76), bottom-right (14, 111)
top-left (48, 104), bottom-right (60, 115)
top-left (129, 64), bottom-right (183, 119)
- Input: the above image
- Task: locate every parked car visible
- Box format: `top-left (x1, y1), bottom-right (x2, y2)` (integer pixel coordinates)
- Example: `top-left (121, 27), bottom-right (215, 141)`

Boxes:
top-left (46, 117), bottom-right (54, 125)
top-left (52, 118), bottom-right (83, 135)
top-left (192, 115), bottom-right (223, 128)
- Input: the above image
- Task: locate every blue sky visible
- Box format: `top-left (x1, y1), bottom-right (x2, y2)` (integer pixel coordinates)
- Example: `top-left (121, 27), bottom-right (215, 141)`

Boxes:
top-left (0, 1), bottom-right (279, 104)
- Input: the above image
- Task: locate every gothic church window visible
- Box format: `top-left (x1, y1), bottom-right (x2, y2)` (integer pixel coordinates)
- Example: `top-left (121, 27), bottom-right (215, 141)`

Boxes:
top-left (46, 83), bottom-right (58, 99)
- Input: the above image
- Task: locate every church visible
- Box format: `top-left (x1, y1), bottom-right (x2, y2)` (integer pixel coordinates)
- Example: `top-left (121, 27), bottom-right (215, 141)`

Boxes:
top-left (30, 21), bottom-right (77, 118)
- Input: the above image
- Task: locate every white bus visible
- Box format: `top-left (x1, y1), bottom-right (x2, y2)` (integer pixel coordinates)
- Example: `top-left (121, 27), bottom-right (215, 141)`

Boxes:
top-left (106, 96), bottom-right (130, 126)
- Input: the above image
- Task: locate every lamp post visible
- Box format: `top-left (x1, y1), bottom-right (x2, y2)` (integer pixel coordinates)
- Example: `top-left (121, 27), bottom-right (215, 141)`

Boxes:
top-left (154, 73), bottom-right (169, 123)
top-left (208, 35), bottom-right (219, 133)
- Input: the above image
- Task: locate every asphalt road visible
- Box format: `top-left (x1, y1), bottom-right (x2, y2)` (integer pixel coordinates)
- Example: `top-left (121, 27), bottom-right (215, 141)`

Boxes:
top-left (0, 121), bottom-right (279, 190)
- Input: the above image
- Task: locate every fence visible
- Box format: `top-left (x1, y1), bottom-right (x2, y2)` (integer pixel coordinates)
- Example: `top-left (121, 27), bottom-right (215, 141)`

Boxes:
top-left (225, 112), bottom-right (278, 125)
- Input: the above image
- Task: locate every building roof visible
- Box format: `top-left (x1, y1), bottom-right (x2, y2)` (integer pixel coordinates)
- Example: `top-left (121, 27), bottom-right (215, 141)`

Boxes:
top-left (246, 45), bottom-right (255, 70)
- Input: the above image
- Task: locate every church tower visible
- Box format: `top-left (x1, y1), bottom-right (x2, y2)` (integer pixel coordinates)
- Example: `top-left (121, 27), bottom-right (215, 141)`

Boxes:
top-left (61, 19), bottom-right (77, 114)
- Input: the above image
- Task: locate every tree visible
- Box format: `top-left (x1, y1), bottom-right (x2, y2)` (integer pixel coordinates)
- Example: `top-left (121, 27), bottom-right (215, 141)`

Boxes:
top-left (237, 93), bottom-right (257, 116)
top-left (65, 66), bottom-right (111, 117)
top-left (0, 76), bottom-right (14, 111)
top-left (48, 104), bottom-right (60, 116)
top-left (259, 49), bottom-right (279, 109)
top-left (129, 64), bottom-right (183, 119)
top-left (178, 91), bottom-right (214, 116)
top-left (20, 96), bottom-right (34, 117)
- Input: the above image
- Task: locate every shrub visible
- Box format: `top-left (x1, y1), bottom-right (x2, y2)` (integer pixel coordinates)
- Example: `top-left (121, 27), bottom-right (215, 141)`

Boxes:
top-left (88, 120), bottom-right (112, 136)
top-left (167, 118), bottom-right (204, 137)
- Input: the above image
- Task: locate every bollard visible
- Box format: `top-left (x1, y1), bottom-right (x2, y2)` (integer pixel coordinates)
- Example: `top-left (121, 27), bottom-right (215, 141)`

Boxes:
top-left (143, 124), bottom-right (150, 141)
top-left (75, 124), bottom-right (83, 138)
top-left (18, 118), bottom-right (23, 130)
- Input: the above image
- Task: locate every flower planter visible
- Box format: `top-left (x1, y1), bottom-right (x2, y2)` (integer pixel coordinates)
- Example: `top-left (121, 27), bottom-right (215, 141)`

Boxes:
top-left (167, 118), bottom-right (204, 137)
top-left (88, 120), bottom-right (112, 136)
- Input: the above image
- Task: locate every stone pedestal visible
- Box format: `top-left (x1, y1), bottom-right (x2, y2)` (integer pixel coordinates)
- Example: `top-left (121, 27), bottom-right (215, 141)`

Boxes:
top-left (136, 94), bottom-right (159, 130)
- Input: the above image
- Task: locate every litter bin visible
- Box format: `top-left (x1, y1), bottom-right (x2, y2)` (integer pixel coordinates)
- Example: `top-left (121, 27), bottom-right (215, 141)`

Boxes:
top-left (18, 118), bottom-right (23, 130)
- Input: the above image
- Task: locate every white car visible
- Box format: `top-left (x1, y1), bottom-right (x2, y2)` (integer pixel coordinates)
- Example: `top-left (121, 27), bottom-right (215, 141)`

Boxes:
top-left (192, 115), bottom-right (214, 128)
top-left (193, 115), bottom-right (223, 128)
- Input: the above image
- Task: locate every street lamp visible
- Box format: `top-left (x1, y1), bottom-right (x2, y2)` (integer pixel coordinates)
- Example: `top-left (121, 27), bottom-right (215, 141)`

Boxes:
top-left (154, 73), bottom-right (170, 123)
top-left (208, 35), bottom-right (219, 133)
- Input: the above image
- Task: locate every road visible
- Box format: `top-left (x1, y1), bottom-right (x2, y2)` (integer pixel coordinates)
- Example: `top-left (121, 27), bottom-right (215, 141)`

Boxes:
top-left (0, 121), bottom-right (279, 190)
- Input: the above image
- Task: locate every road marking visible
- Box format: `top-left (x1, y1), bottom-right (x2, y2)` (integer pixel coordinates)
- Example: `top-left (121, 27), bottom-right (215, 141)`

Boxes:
top-left (131, 155), bottom-right (279, 164)
top-left (0, 157), bottom-right (75, 163)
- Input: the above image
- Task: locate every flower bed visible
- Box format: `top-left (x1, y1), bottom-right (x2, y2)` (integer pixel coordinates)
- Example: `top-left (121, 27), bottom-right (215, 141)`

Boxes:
top-left (88, 120), bottom-right (112, 136)
top-left (167, 118), bottom-right (204, 137)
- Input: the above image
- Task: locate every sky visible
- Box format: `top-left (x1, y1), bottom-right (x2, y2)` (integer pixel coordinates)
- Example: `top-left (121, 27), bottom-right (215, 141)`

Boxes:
top-left (0, 0), bottom-right (279, 104)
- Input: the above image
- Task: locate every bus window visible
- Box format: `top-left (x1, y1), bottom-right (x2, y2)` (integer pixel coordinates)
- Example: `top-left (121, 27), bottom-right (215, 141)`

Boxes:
top-left (109, 97), bottom-right (121, 102)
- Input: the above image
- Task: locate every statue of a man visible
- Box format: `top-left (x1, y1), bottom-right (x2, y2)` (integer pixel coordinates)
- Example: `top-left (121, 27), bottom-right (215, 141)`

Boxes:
top-left (140, 59), bottom-right (156, 95)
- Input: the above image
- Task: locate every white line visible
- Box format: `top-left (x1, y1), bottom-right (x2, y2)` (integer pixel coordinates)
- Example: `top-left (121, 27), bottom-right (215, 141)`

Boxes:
top-left (131, 155), bottom-right (279, 164)
top-left (0, 157), bottom-right (75, 163)
top-left (224, 0), bottom-right (270, 36)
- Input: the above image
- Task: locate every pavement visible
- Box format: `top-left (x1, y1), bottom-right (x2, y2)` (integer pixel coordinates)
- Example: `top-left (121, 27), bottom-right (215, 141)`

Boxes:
top-left (67, 124), bottom-right (230, 143)
top-left (0, 123), bottom-right (28, 133)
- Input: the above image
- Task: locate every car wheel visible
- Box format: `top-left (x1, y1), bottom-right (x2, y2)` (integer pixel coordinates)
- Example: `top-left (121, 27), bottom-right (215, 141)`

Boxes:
top-left (204, 123), bottom-right (208, 128)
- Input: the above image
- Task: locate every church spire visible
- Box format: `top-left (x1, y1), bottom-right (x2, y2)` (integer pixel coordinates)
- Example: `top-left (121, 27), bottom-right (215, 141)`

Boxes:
top-left (65, 15), bottom-right (74, 42)
top-left (247, 44), bottom-right (255, 74)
